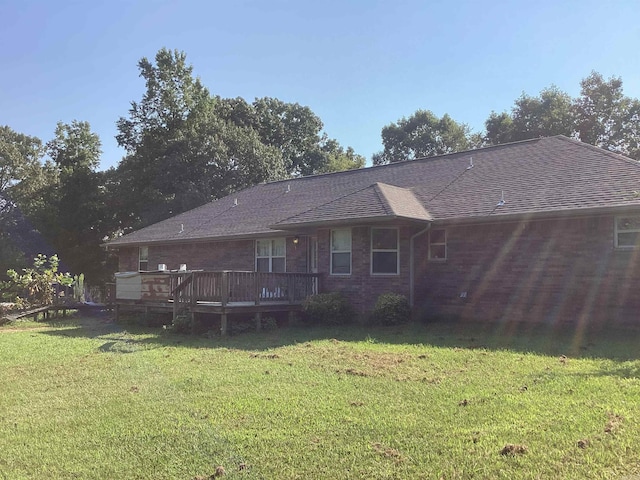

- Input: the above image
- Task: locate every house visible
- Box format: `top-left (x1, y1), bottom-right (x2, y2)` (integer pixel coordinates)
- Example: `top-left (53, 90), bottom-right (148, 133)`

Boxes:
top-left (106, 136), bottom-right (640, 329)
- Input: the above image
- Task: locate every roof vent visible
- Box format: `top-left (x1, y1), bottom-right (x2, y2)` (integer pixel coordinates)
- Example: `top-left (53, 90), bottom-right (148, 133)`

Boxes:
top-left (496, 190), bottom-right (506, 207)
top-left (466, 157), bottom-right (474, 170)
top-left (233, 198), bottom-right (238, 207)
top-left (285, 183), bottom-right (291, 193)
top-left (179, 224), bottom-right (184, 233)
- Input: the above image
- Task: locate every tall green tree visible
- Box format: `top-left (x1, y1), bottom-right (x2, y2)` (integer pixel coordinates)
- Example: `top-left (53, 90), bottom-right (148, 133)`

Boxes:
top-left (216, 96), bottom-right (364, 176)
top-left (373, 110), bottom-right (476, 165)
top-left (484, 73), bottom-right (640, 160)
top-left (115, 49), bottom-right (287, 229)
top-left (484, 86), bottom-right (575, 144)
top-left (0, 126), bottom-right (44, 194)
top-left (574, 71), bottom-right (640, 159)
top-left (45, 121), bottom-right (109, 283)
top-left (0, 127), bottom-right (51, 279)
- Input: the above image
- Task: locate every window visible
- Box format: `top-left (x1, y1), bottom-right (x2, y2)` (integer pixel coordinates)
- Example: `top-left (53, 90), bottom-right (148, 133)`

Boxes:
top-left (428, 229), bottom-right (447, 260)
top-left (615, 216), bottom-right (640, 249)
top-left (331, 228), bottom-right (351, 275)
top-left (138, 246), bottom-right (149, 271)
top-left (256, 238), bottom-right (286, 272)
top-left (371, 227), bottom-right (399, 274)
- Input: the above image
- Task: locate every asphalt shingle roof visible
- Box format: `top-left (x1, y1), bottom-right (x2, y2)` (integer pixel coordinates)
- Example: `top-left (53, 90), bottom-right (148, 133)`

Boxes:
top-left (108, 136), bottom-right (640, 247)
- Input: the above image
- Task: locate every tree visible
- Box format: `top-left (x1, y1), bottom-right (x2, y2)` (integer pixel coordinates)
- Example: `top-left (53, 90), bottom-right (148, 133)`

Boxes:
top-left (115, 49), bottom-right (288, 229)
top-left (483, 73), bottom-right (640, 160)
top-left (0, 126), bottom-right (43, 194)
top-left (485, 86), bottom-right (574, 144)
top-left (0, 127), bottom-right (52, 280)
top-left (316, 140), bottom-right (365, 174)
top-left (574, 71), bottom-right (640, 159)
top-left (45, 121), bottom-right (109, 283)
top-left (373, 110), bottom-right (475, 165)
top-left (116, 49), bottom-right (364, 231)
top-left (217, 96), bottom-right (364, 176)
top-left (3, 254), bottom-right (72, 308)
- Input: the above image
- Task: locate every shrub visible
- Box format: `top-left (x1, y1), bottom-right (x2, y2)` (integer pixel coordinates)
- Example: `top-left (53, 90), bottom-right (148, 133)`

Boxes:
top-left (262, 316), bottom-right (278, 331)
top-left (3, 254), bottom-right (73, 308)
top-left (302, 293), bottom-right (354, 326)
top-left (169, 314), bottom-right (193, 334)
top-left (371, 293), bottom-right (411, 326)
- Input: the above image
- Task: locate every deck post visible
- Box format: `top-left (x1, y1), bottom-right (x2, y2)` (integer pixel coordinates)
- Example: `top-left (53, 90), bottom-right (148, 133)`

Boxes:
top-left (115, 304), bottom-right (120, 323)
top-left (172, 295), bottom-right (178, 322)
top-left (221, 272), bottom-right (228, 307)
top-left (220, 312), bottom-right (228, 336)
top-left (255, 311), bottom-right (262, 331)
top-left (254, 272), bottom-right (261, 305)
top-left (288, 275), bottom-right (295, 304)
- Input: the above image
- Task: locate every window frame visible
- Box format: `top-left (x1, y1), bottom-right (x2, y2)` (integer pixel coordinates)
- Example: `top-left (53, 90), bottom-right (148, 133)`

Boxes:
top-left (428, 228), bottom-right (447, 261)
top-left (138, 246), bottom-right (149, 271)
top-left (370, 227), bottom-right (399, 275)
top-left (615, 215), bottom-right (640, 249)
top-left (330, 228), bottom-right (352, 275)
top-left (255, 238), bottom-right (286, 273)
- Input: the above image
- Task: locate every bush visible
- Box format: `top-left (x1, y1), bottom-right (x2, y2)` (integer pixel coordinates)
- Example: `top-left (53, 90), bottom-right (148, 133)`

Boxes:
top-left (2, 254), bottom-right (73, 308)
top-left (302, 293), bottom-right (354, 326)
top-left (371, 293), bottom-right (411, 326)
top-left (169, 314), bottom-right (193, 334)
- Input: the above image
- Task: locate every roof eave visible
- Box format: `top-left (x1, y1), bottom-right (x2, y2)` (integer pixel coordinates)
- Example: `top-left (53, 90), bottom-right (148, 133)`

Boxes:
top-left (105, 230), bottom-right (294, 249)
top-left (433, 204), bottom-right (640, 227)
top-left (271, 214), bottom-right (432, 230)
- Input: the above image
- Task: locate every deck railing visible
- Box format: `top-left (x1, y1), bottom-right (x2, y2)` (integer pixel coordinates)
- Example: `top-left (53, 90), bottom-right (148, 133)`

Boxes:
top-left (153, 270), bottom-right (320, 306)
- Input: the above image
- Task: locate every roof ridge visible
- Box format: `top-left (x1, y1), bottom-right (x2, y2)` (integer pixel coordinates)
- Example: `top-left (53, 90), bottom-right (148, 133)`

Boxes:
top-left (258, 137), bottom-right (552, 188)
top-left (372, 183), bottom-right (396, 216)
top-left (552, 135), bottom-right (640, 166)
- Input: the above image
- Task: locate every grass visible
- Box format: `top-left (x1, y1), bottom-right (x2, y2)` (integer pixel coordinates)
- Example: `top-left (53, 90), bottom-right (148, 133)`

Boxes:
top-left (1, 315), bottom-right (639, 479)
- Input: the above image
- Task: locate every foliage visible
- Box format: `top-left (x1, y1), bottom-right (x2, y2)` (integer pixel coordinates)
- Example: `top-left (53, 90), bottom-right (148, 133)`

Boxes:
top-left (373, 110), bottom-right (478, 165)
top-left (574, 71), bottom-right (640, 159)
top-left (217, 96), bottom-right (365, 176)
top-left (169, 313), bottom-right (193, 334)
top-left (262, 316), bottom-right (278, 331)
top-left (45, 121), bottom-right (112, 284)
top-left (1, 319), bottom-right (640, 479)
top-left (3, 254), bottom-right (73, 308)
top-left (370, 292), bottom-right (412, 326)
top-left (114, 48), bottom-right (365, 231)
top-left (484, 72), bottom-right (640, 160)
top-left (0, 126), bottom-right (44, 194)
top-left (115, 49), bottom-right (288, 229)
top-left (302, 292), bottom-right (354, 325)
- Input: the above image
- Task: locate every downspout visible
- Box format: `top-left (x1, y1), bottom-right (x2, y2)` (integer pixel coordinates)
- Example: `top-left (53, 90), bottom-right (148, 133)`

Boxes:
top-left (409, 223), bottom-right (432, 308)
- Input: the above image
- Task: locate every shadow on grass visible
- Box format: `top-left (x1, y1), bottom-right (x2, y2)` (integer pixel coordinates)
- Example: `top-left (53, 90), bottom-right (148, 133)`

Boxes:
top-left (38, 313), bottom-right (640, 363)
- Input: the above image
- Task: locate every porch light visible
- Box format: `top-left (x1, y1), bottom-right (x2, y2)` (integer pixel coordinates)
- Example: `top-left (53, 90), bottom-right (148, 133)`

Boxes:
top-left (293, 236), bottom-right (300, 245)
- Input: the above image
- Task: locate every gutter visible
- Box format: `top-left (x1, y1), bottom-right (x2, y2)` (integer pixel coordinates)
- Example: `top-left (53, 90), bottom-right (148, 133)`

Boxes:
top-left (409, 223), bottom-right (432, 308)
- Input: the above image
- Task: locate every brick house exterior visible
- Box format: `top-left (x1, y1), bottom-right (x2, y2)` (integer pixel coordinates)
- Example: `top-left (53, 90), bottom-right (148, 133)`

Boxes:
top-left (107, 136), bottom-right (640, 325)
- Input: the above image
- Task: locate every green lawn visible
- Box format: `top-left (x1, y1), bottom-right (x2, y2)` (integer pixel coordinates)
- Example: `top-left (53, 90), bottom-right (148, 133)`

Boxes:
top-left (1, 316), bottom-right (639, 479)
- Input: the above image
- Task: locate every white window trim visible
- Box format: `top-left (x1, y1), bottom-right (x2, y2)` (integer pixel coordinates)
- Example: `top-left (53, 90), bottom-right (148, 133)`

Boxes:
top-left (138, 246), bottom-right (149, 271)
top-left (370, 227), bottom-right (400, 275)
top-left (615, 215), bottom-right (640, 249)
top-left (428, 228), bottom-right (447, 261)
top-left (330, 228), bottom-right (352, 275)
top-left (255, 238), bottom-right (286, 272)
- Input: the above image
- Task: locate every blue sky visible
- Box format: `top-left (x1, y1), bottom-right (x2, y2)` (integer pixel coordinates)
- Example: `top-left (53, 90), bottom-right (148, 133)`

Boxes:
top-left (2, 0), bottom-right (640, 170)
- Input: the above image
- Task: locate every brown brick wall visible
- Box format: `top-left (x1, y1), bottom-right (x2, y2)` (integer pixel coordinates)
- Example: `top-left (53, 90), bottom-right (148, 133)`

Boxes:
top-left (318, 225), bottom-right (413, 313)
top-left (115, 214), bottom-right (640, 326)
top-left (413, 215), bottom-right (640, 326)
top-left (116, 235), bottom-right (308, 273)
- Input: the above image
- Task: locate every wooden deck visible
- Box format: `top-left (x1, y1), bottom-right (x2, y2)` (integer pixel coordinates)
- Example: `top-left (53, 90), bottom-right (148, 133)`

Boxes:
top-left (114, 270), bottom-right (320, 334)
